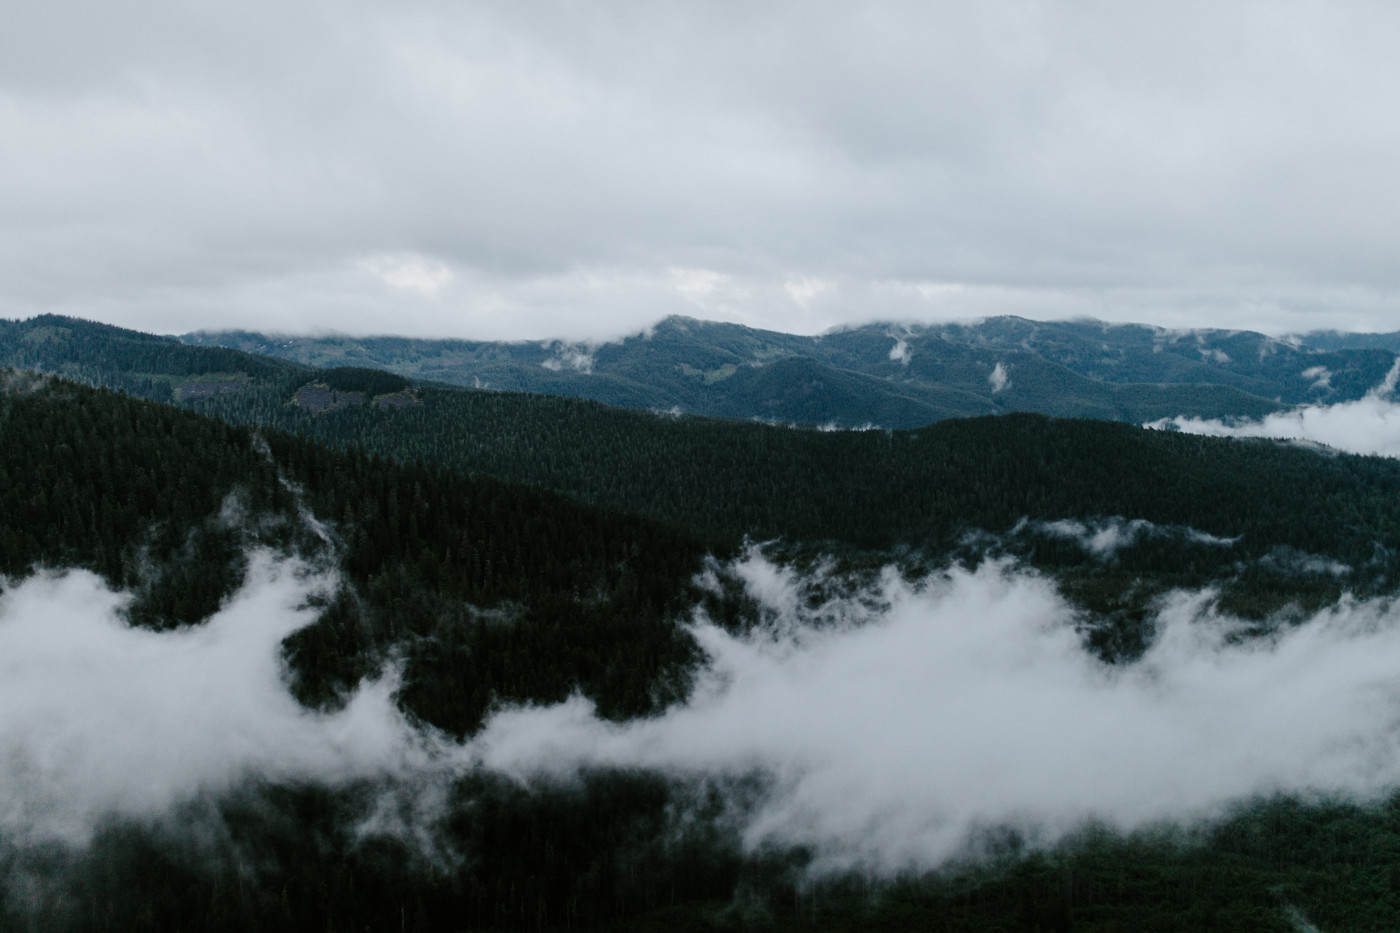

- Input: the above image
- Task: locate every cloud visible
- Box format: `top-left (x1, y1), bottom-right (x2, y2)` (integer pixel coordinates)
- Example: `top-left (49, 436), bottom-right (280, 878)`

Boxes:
top-left (1012, 516), bottom-right (1237, 558)
top-left (360, 253), bottom-right (455, 297)
top-left (1258, 547), bottom-right (1351, 578)
top-left (1301, 365), bottom-right (1332, 391)
top-left (1149, 359), bottom-right (1400, 457)
top-left (1028, 517), bottom-right (1152, 556)
top-left (14, 541), bottom-right (1400, 882)
top-left (475, 553), bottom-right (1400, 875)
top-left (0, 552), bottom-right (446, 846)
top-left (888, 336), bottom-right (911, 364)
top-left (988, 361), bottom-right (1009, 393)
top-left (7, 2), bottom-right (1400, 338)
top-left (540, 343), bottom-right (595, 373)
top-left (817, 421), bottom-right (880, 433)
top-left (785, 276), bottom-right (831, 311)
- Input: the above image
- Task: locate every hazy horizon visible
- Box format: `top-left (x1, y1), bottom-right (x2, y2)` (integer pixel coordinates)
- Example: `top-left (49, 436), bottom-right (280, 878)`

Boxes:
top-left (11, 308), bottom-right (1399, 346)
top-left (7, 2), bottom-right (1400, 341)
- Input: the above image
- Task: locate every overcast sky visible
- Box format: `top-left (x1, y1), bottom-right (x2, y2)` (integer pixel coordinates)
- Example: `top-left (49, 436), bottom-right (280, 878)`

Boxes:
top-left (4, 1), bottom-right (1400, 340)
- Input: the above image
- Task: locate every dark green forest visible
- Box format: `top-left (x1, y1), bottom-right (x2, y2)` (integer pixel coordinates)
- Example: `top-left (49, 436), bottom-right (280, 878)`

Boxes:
top-left (0, 375), bottom-right (733, 735)
top-left (7, 318), bottom-right (1400, 930)
top-left (5, 314), bottom-right (1398, 621)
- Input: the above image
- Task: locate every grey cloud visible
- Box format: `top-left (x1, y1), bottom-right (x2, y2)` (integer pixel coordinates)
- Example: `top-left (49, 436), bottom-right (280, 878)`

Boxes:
top-left (5, 1), bottom-right (1400, 338)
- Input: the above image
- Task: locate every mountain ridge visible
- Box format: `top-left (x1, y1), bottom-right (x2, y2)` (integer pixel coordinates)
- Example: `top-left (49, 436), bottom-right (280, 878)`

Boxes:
top-left (182, 313), bottom-right (1396, 427)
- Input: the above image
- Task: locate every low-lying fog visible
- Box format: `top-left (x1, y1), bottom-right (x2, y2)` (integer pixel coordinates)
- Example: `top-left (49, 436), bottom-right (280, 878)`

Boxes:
top-left (1150, 359), bottom-right (1400, 458)
top-left (6, 546), bottom-right (1400, 876)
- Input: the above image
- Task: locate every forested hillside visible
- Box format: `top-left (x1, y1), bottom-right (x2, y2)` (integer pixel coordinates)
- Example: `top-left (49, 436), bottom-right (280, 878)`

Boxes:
top-left (8, 370), bottom-right (1400, 931)
top-left (251, 387), bottom-right (1400, 559)
top-left (1299, 329), bottom-right (1400, 353)
top-left (0, 373), bottom-right (730, 735)
top-left (6, 315), bottom-right (1400, 622)
top-left (184, 314), bottom-right (1398, 427)
top-left (1, 315), bottom-right (310, 399)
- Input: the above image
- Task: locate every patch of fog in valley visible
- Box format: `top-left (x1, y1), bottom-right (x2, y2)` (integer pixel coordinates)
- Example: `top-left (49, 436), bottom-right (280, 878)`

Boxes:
top-left (478, 553), bottom-right (1400, 874)
top-left (6, 545), bottom-right (1400, 880)
top-left (1149, 358), bottom-right (1400, 458)
top-left (0, 552), bottom-right (450, 847)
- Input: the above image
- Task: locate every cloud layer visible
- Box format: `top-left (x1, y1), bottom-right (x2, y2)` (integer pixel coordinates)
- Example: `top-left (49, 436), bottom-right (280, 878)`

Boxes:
top-left (6, 2), bottom-right (1400, 338)
top-left (12, 545), bottom-right (1400, 879)
top-left (0, 552), bottom-right (441, 845)
top-left (478, 555), bottom-right (1400, 874)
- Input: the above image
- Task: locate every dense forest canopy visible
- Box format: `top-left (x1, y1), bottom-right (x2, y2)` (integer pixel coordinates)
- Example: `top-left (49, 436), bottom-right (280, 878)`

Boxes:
top-left (0, 374), bottom-right (729, 734)
top-left (5, 315), bottom-right (1398, 601)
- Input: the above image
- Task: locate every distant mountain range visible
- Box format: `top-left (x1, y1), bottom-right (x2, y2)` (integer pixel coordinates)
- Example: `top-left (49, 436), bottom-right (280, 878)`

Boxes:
top-left (183, 315), bottom-right (1400, 428)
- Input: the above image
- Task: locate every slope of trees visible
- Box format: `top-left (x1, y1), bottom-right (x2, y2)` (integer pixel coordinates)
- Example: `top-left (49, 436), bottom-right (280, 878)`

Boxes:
top-left (10, 771), bottom-right (1400, 932)
top-left (7, 373), bottom-right (1400, 930)
top-left (317, 365), bottom-right (411, 396)
top-left (8, 313), bottom-right (1400, 619)
top-left (176, 381), bottom-right (1400, 618)
top-left (0, 374), bottom-right (731, 734)
top-left (8, 316), bottom-right (1399, 568)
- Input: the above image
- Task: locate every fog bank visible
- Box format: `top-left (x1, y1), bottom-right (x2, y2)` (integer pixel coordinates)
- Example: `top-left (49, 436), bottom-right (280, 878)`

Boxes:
top-left (476, 556), bottom-right (1400, 874)
top-left (10, 546), bottom-right (1400, 877)
top-left (0, 552), bottom-right (441, 846)
top-left (1150, 360), bottom-right (1400, 458)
